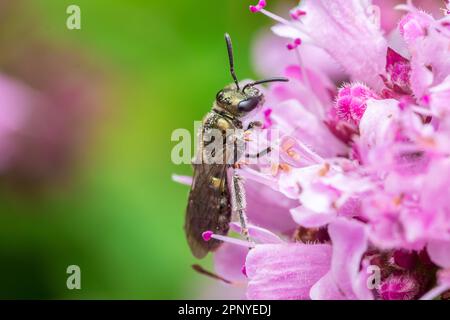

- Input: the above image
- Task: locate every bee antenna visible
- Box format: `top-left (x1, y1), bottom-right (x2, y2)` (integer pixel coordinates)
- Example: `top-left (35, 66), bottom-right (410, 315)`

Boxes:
top-left (242, 77), bottom-right (289, 92)
top-left (224, 33), bottom-right (240, 90)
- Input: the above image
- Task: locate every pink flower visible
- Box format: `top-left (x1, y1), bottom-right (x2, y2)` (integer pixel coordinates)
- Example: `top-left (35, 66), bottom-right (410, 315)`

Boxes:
top-left (175, 0), bottom-right (450, 300)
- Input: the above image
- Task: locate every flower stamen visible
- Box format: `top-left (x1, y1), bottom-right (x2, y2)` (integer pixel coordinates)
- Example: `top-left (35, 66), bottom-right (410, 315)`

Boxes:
top-left (202, 230), bottom-right (256, 248)
top-left (249, 1), bottom-right (293, 26)
top-left (287, 38), bottom-right (302, 51)
top-left (290, 9), bottom-right (307, 21)
top-left (249, 0), bottom-right (266, 13)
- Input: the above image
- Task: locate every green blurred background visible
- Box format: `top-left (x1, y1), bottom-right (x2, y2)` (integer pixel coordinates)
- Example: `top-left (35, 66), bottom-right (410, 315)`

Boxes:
top-left (0, 0), bottom-right (290, 299)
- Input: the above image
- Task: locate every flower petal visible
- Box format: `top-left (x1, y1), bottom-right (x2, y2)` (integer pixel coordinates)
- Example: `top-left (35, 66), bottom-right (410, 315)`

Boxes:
top-left (427, 240), bottom-right (450, 268)
top-left (245, 179), bottom-right (297, 233)
top-left (245, 243), bottom-right (332, 300)
top-left (301, 0), bottom-right (387, 89)
top-left (269, 97), bottom-right (340, 147)
top-left (430, 75), bottom-right (450, 116)
top-left (290, 206), bottom-right (335, 228)
top-left (214, 243), bottom-right (248, 283)
top-left (312, 219), bottom-right (373, 300)
top-left (310, 271), bottom-right (345, 300)
top-left (358, 98), bottom-right (400, 160)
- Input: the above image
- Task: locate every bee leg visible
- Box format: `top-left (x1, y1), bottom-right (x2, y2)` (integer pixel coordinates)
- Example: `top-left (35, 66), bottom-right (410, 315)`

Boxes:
top-left (245, 147), bottom-right (272, 159)
top-left (231, 172), bottom-right (253, 247)
top-left (246, 121), bottom-right (263, 130)
top-left (244, 122), bottom-right (263, 141)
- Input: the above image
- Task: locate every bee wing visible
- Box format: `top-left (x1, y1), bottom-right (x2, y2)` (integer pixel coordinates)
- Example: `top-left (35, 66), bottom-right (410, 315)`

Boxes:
top-left (185, 163), bottom-right (231, 259)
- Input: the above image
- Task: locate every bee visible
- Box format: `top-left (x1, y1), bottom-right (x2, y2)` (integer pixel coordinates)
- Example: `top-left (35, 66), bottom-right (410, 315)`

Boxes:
top-left (185, 33), bottom-right (288, 258)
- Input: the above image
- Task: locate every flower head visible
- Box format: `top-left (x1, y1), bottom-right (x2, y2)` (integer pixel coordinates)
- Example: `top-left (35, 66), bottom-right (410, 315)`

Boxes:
top-left (175, 0), bottom-right (450, 300)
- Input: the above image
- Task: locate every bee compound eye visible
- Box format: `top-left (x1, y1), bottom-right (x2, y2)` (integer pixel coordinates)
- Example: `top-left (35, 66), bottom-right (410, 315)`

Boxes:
top-left (238, 96), bottom-right (261, 112)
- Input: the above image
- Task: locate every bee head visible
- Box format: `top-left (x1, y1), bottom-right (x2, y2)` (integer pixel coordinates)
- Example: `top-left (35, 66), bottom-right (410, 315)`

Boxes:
top-left (215, 84), bottom-right (264, 116)
top-left (217, 33), bottom-right (288, 117)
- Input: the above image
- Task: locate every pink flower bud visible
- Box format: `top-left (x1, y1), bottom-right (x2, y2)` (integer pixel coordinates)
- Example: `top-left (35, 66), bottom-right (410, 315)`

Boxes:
top-left (379, 275), bottom-right (420, 300)
top-left (335, 83), bottom-right (378, 125)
